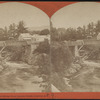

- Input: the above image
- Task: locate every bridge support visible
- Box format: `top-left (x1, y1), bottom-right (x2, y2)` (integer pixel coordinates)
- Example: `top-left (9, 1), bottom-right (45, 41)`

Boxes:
top-left (74, 45), bottom-right (84, 57)
top-left (75, 46), bottom-right (80, 57)
top-left (28, 44), bottom-right (37, 64)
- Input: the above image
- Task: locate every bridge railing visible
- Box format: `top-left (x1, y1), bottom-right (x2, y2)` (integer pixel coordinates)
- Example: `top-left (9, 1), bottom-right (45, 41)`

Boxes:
top-left (0, 40), bottom-right (28, 47)
top-left (67, 40), bottom-right (84, 46)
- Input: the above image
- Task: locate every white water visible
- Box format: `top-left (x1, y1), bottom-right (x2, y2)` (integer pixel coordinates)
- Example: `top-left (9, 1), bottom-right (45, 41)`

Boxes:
top-left (0, 61), bottom-right (46, 92)
top-left (70, 60), bottom-right (100, 92)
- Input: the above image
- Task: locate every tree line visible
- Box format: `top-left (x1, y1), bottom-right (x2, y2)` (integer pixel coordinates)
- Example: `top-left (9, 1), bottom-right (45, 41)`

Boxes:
top-left (51, 20), bottom-right (100, 41)
top-left (0, 20), bottom-right (50, 41)
top-left (0, 21), bottom-right (28, 41)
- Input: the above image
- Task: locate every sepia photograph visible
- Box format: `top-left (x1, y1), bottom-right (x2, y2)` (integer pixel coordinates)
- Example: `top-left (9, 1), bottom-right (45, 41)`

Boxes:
top-left (51, 2), bottom-right (100, 92)
top-left (1, 1), bottom-right (100, 99)
top-left (0, 2), bottom-right (50, 92)
top-left (1, 1), bottom-right (100, 94)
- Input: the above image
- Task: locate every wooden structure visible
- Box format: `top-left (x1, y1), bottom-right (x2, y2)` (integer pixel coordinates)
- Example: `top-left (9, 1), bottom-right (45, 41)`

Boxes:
top-left (64, 39), bottom-right (100, 57)
top-left (0, 39), bottom-right (99, 58)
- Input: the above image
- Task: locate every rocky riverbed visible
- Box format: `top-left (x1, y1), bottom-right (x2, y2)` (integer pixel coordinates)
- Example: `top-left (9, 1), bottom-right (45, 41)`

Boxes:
top-left (1, 60), bottom-right (100, 92)
top-left (0, 61), bottom-right (47, 92)
top-left (68, 60), bottom-right (100, 92)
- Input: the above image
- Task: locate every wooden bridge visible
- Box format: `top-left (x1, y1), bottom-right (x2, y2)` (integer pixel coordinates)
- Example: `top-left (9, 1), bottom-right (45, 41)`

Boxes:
top-left (0, 39), bottom-right (99, 57)
top-left (0, 40), bottom-right (39, 47)
top-left (65, 39), bottom-right (100, 46)
top-left (64, 39), bottom-right (100, 57)
top-left (0, 39), bottom-right (98, 47)
top-left (0, 40), bottom-right (39, 64)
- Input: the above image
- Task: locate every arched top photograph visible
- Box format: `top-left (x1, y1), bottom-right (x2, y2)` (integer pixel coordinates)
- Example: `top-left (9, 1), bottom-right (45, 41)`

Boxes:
top-left (50, 2), bottom-right (100, 92)
top-left (0, 2), bottom-right (50, 93)
top-left (51, 2), bottom-right (100, 29)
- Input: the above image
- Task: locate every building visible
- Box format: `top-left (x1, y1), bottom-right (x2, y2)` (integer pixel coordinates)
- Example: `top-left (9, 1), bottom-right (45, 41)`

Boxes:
top-left (18, 33), bottom-right (32, 41)
top-left (18, 33), bottom-right (50, 44)
top-left (32, 34), bottom-right (50, 42)
top-left (87, 35), bottom-right (92, 39)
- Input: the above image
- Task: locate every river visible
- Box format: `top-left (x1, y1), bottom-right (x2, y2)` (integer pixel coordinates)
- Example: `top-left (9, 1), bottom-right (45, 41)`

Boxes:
top-left (0, 61), bottom-right (46, 92)
top-left (1, 60), bottom-right (100, 92)
top-left (69, 60), bottom-right (100, 92)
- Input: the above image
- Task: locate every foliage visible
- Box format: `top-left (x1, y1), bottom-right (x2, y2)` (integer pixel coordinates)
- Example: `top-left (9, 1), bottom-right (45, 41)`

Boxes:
top-left (8, 23), bottom-right (17, 38)
top-left (83, 45), bottom-right (100, 60)
top-left (51, 20), bottom-right (100, 41)
top-left (30, 30), bottom-right (40, 35)
top-left (0, 20), bottom-right (29, 41)
top-left (39, 29), bottom-right (50, 35)
top-left (36, 53), bottom-right (50, 75)
top-left (33, 39), bottom-right (50, 54)
top-left (51, 41), bottom-right (73, 73)
top-left (5, 46), bottom-right (25, 61)
top-left (51, 28), bottom-right (59, 41)
top-left (16, 21), bottom-right (28, 37)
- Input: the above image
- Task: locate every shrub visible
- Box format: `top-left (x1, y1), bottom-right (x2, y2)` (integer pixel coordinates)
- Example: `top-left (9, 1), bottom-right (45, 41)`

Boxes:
top-left (51, 41), bottom-right (73, 73)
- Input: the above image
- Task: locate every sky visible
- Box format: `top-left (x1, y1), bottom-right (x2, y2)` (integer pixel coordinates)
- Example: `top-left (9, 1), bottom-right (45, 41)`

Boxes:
top-left (51, 2), bottom-right (100, 29)
top-left (0, 2), bottom-right (50, 29)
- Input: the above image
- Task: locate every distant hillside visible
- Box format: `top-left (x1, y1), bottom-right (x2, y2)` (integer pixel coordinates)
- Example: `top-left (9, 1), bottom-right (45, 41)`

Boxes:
top-left (28, 26), bottom-right (50, 31)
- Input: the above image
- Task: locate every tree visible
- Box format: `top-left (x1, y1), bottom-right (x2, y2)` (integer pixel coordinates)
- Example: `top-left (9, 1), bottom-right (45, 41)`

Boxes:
top-left (3, 27), bottom-right (8, 40)
top-left (51, 28), bottom-right (59, 41)
top-left (16, 21), bottom-right (28, 37)
top-left (51, 41), bottom-right (73, 73)
top-left (95, 20), bottom-right (100, 36)
top-left (36, 53), bottom-right (50, 75)
top-left (33, 39), bottom-right (50, 54)
top-left (4, 27), bottom-right (8, 34)
top-left (8, 23), bottom-right (17, 38)
top-left (57, 28), bottom-right (66, 41)
top-left (81, 25), bottom-right (87, 38)
top-left (0, 28), bottom-right (7, 41)
top-left (66, 27), bottom-right (77, 40)
top-left (40, 29), bottom-right (50, 35)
